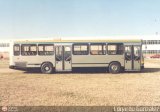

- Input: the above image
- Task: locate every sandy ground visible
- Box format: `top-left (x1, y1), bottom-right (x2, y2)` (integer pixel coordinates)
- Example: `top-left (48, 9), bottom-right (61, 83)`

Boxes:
top-left (0, 59), bottom-right (160, 106)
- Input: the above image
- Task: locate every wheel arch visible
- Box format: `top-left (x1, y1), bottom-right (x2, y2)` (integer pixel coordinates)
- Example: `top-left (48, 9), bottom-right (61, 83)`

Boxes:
top-left (41, 61), bottom-right (54, 68)
top-left (108, 61), bottom-right (123, 73)
top-left (40, 61), bottom-right (55, 74)
top-left (108, 61), bottom-right (121, 67)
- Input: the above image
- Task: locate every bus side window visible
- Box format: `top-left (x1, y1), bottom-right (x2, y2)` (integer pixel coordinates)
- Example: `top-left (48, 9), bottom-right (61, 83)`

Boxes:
top-left (30, 45), bottom-right (37, 55)
top-left (21, 45), bottom-right (29, 56)
top-left (38, 44), bottom-right (54, 55)
top-left (73, 43), bottom-right (89, 55)
top-left (107, 43), bottom-right (124, 55)
top-left (21, 44), bottom-right (37, 56)
top-left (38, 45), bottom-right (44, 55)
top-left (90, 43), bottom-right (106, 55)
top-left (13, 44), bottom-right (20, 56)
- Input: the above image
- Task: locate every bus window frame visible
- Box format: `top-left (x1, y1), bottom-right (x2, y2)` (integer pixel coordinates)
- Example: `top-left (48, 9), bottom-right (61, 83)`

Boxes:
top-left (21, 44), bottom-right (37, 56)
top-left (38, 44), bottom-right (54, 56)
top-left (90, 43), bottom-right (106, 55)
top-left (13, 44), bottom-right (20, 56)
top-left (72, 43), bottom-right (89, 55)
top-left (107, 43), bottom-right (124, 55)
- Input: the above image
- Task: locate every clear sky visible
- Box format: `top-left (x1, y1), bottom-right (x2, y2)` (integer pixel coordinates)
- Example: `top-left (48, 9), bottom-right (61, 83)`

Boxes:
top-left (0, 0), bottom-right (160, 39)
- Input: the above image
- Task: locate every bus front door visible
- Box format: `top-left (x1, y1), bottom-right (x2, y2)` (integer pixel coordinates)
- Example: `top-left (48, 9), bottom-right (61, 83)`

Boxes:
top-left (55, 46), bottom-right (72, 71)
top-left (124, 45), bottom-right (141, 71)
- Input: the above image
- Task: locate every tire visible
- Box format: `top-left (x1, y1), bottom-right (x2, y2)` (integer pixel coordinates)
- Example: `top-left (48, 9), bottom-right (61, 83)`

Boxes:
top-left (41, 62), bottom-right (53, 74)
top-left (109, 62), bottom-right (121, 74)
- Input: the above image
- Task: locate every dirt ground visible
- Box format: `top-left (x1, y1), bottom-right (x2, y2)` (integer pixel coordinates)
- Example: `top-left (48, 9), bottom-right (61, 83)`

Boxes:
top-left (0, 59), bottom-right (160, 106)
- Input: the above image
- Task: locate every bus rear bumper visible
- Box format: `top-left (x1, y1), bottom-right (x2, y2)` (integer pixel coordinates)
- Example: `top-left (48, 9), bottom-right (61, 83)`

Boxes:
top-left (9, 65), bottom-right (27, 70)
top-left (9, 65), bottom-right (15, 69)
top-left (9, 65), bottom-right (40, 72)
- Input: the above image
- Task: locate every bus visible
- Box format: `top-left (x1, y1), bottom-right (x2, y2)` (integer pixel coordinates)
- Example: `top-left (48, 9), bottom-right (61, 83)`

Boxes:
top-left (9, 39), bottom-right (144, 74)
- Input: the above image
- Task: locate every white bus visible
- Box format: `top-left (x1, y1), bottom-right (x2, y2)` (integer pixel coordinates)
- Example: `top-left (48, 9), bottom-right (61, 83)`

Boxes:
top-left (9, 39), bottom-right (144, 74)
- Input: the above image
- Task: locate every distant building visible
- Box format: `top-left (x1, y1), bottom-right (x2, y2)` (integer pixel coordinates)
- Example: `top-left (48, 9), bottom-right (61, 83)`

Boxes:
top-left (142, 40), bottom-right (160, 55)
top-left (0, 40), bottom-right (10, 59)
top-left (0, 42), bottom-right (10, 52)
top-left (141, 35), bottom-right (160, 57)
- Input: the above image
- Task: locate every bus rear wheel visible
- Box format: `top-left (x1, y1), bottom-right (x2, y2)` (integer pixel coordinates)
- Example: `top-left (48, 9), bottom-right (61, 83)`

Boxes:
top-left (41, 62), bottom-right (53, 74)
top-left (109, 62), bottom-right (121, 74)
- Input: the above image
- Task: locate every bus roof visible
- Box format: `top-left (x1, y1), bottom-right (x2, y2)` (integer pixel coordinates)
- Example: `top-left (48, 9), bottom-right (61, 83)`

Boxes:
top-left (14, 39), bottom-right (142, 43)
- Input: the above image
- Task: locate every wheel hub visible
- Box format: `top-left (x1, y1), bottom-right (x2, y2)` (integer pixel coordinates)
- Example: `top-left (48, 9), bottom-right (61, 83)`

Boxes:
top-left (112, 65), bottom-right (118, 71)
top-left (45, 66), bottom-right (50, 71)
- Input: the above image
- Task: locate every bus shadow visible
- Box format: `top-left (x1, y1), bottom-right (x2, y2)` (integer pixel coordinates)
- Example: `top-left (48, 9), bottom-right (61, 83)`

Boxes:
top-left (22, 68), bottom-right (160, 74)
top-left (23, 68), bottom-right (108, 74)
top-left (23, 70), bottom-right (107, 74)
top-left (23, 68), bottom-right (41, 74)
top-left (141, 68), bottom-right (160, 73)
top-left (124, 68), bottom-right (160, 74)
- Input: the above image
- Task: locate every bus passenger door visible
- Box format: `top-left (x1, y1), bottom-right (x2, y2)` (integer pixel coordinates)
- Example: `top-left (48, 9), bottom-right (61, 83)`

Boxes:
top-left (63, 46), bottom-right (72, 71)
top-left (124, 45), bottom-right (141, 71)
top-left (133, 46), bottom-right (141, 70)
top-left (124, 46), bottom-right (132, 70)
top-left (55, 45), bottom-right (72, 71)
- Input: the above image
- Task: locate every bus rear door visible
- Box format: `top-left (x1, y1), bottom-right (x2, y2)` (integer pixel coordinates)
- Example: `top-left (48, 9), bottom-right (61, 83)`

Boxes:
top-left (55, 45), bottom-right (72, 71)
top-left (124, 45), bottom-right (141, 71)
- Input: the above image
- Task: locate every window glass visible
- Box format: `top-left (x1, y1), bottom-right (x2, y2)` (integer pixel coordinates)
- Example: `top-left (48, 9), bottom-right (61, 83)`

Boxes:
top-left (90, 43), bottom-right (106, 55)
top-left (73, 44), bottom-right (89, 55)
top-left (64, 46), bottom-right (71, 61)
top-left (108, 45), bottom-right (116, 54)
top-left (14, 44), bottom-right (20, 56)
top-left (134, 46), bottom-right (141, 60)
top-left (125, 46), bottom-right (131, 55)
top-left (55, 46), bottom-right (62, 61)
top-left (21, 44), bottom-right (37, 56)
top-left (65, 47), bottom-right (71, 51)
top-left (24, 46), bottom-right (29, 51)
top-left (134, 46), bottom-right (140, 56)
top-left (38, 46), bottom-right (43, 51)
top-left (81, 45), bottom-right (87, 51)
top-left (125, 46), bottom-right (131, 60)
top-left (38, 44), bottom-right (54, 55)
top-left (14, 45), bottom-right (20, 51)
top-left (74, 46), bottom-right (80, 51)
top-left (107, 43), bottom-right (124, 55)
top-left (30, 46), bottom-right (37, 51)
top-left (45, 45), bottom-right (54, 51)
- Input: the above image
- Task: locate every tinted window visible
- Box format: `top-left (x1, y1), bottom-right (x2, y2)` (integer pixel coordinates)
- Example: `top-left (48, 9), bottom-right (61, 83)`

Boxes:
top-left (21, 44), bottom-right (37, 56)
top-left (107, 43), bottom-right (124, 55)
top-left (134, 46), bottom-right (141, 60)
top-left (38, 44), bottom-right (54, 55)
top-left (90, 43), bottom-right (106, 55)
top-left (125, 46), bottom-right (132, 60)
top-left (73, 43), bottom-right (89, 55)
top-left (14, 44), bottom-right (20, 56)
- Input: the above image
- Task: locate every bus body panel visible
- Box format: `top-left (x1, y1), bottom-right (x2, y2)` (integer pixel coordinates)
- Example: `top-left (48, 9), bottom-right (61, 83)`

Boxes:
top-left (12, 55), bottom-right (55, 68)
top-left (72, 55), bottom-right (124, 67)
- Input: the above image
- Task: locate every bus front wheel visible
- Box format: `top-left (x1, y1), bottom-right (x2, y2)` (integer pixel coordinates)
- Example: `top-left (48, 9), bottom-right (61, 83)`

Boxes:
top-left (41, 62), bottom-right (53, 74)
top-left (109, 62), bottom-right (121, 74)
